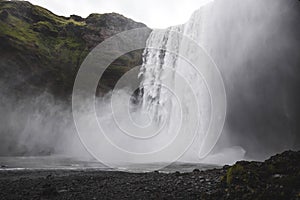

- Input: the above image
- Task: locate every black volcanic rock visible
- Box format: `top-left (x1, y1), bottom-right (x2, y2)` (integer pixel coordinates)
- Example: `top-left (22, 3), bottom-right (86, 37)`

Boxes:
top-left (0, 1), bottom-right (150, 99)
top-left (0, 151), bottom-right (298, 199)
top-left (218, 150), bottom-right (300, 199)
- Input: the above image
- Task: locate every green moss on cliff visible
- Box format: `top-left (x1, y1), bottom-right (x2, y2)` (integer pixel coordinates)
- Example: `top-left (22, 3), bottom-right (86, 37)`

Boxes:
top-left (0, 1), bottom-right (149, 98)
top-left (226, 164), bottom-right (244, 184)
top-left (0, 7), bottom-right (87, 61)
top-left (0, 14), bottom-right (37, 46)
top-left (34, 6), bottom-right (85, 25)
top-left (220, 151), bottom-right (300, 199)
top-left (0, 1), bottom-right (87, 76)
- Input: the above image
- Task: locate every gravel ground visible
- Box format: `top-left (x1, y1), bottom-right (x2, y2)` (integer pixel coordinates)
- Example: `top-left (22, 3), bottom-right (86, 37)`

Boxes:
top-left (0, 151), bottom-right (299, 200)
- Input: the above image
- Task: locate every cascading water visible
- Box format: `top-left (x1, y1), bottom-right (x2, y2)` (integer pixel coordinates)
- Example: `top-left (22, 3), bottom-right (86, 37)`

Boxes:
top-left (138, 0), bottom-right (300, 163)
top-left (1, 0), bottom-right (299, 171)
top-left (70, 0), bottom-right (299, 169)
top-left (139, 26), bottom-right (183, 124)
top-left (138, 3), bottom-right (222, 162)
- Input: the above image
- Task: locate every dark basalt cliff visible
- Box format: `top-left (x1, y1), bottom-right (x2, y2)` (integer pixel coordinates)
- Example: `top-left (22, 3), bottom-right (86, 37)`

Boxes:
top-left (0, 1), bottom-right (150, 99)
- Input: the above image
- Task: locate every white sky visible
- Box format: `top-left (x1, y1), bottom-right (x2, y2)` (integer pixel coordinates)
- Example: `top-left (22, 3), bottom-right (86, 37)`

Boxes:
top-left (26, 0), bottom-right (212, 28)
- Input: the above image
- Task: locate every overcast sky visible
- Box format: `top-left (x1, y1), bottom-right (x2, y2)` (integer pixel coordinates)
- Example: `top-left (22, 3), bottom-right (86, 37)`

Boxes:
top-left (26, 0), bottom-right (212, 28)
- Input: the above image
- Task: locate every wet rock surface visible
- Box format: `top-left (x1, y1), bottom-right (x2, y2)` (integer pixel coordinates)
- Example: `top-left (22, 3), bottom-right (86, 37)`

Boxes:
top-left (0, 150), bottom-right (299, 199)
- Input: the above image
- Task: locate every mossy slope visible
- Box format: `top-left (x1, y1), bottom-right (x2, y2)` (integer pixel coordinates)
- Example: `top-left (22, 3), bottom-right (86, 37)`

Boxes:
top-left (0, 1), bottom-right (149, 99)
top-left (219, 151), bottom-right (300, 199)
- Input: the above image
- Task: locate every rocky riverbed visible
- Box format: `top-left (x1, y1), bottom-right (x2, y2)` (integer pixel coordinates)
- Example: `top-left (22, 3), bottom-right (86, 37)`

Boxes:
top-left (0, 150), bottom-right (299, 199)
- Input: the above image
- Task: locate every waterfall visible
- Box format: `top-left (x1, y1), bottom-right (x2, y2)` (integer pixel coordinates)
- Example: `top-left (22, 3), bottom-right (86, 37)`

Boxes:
top-left (71, 0), bottom-right (298, 168)
top-left (138, 26), bottom-right (183, 124)
top-left (139, 0), bottom-right (300, 162)
top-left (139, 4), bottom-right (213, 122)
top-left (138, 3), bottom-right (218, 162)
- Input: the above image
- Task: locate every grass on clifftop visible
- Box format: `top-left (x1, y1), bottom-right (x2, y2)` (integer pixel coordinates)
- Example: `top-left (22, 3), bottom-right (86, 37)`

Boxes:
top-left (0, 1), bottom-right (146, 97)
top-left (0, 1), bottom-right (88, 65)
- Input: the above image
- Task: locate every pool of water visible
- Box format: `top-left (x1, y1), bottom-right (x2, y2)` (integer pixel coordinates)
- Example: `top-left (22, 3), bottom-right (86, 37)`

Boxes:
top-left (0, 156), bottom-right (220, 173)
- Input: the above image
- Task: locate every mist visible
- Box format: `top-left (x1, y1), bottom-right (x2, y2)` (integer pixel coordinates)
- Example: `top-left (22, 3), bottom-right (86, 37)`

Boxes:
top-left (203, 0), bottom-right (300, 159)
top-left (0, 88), bottom-right (86, 157)
top-left (0, 0), bottom-right (299, 168)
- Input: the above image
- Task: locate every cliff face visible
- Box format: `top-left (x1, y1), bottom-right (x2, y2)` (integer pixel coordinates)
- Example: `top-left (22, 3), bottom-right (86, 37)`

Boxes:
top-left (0, 1), bottom-right (149, 99)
